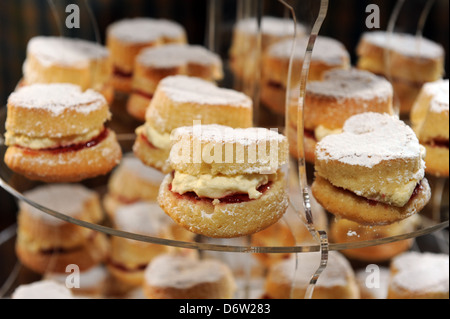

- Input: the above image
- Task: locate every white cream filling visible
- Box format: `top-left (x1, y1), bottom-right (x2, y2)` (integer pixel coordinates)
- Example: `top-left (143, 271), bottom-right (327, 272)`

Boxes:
top-left (314, 125), bottom-right (342, 142)
top-left (5, 127), bottom-right (102, 150)
top-left (171, 171), bottom-right (275, 200)
top-left (343, 146), bottom-right (426, 207)
top-left (138, 123), bottom-right (171, 150)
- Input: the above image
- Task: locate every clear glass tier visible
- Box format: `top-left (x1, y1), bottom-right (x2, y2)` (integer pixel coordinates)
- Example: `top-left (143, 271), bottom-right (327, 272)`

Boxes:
top-left (1, 107), bottom-right (448, 254)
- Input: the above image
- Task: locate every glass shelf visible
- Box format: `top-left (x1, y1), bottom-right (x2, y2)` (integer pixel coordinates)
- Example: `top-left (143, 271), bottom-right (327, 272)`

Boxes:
top-left (1, 107), bottom-right (448, 254)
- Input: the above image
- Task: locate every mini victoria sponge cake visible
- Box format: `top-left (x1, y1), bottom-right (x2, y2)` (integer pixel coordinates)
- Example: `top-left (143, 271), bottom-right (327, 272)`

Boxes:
top-left (312, 112), bottom-right (431, 226)
top-left (387, 251), bottom-right (449, 299)
top-left (261, 36), bottom-right (350, 115)
top-left (143, 253), bottom-right (236, 299)
top-left (15, 184), bottom-right (109, 274)
top-left (410, 79), bottom-right (449, 177)
top-left (4, 83), bottom-right (122, 182)
top-left (107, 202), bottom-right (177, 287)
top-left (158, 124), bottom-right (289, 238)
top-left (20, 36), bottom-right (114, 104)
top-left (264, 251), bottom-right (360, 299)
top-left (133, 75), bottom-right (253, 173)
top-left (106, 17), bottom-right (187, 93)
top-left (356, 31), bottom-right (445, 114)
top-left (330, 215), bottom-right (419, 263)
top-left (103, 154), bottom-right (166, 219)
top-left (229, 16), bottom-right (306, 82)
top-left (127, 43), bottom-right (223, 121)
top-left (288, 68), bottom-right (394, 162)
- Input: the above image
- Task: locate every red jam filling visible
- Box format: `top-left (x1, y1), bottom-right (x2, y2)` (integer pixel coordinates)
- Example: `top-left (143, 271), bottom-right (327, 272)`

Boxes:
top-left (113, 66), bottom-right (133, 78)
top-left (21, 129), bottom-right (109, 155)
top-left (267, 81), bottom-right (284, 90)
top-left (169, 182), bottom-right (272, 204)
top-left (133, 89), bottom-right (153, 100)
top-left (429, 139), bottom-right (449, 149)
top-left (304, 129), bottom-right (316, 141)
top-left (365, 182), bottom-right (422, 207)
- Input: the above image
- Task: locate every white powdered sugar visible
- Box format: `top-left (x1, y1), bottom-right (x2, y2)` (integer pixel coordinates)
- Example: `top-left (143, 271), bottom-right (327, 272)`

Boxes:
top-left (26, 36), bottom-right (109, 68)
top-left (268, 36), bottom-right (350, 65)
top-left (422, 79), bottom-right (449, 97)
top-left (45, 265), bottom-right (107, 290)
top-left (362, 31), bottom-right (444, 59)
top-left (316, 112), bottom-right (423, 168)
top-left (12, 280), bottom-right (74, 299)
top-left (119, 155), bottom-right (166, 184)
top-left (114, 202), bottom-right (173, 236)
top-left (145, 254), bottom-right (228, 289)
top-left (8, 83), bottom-right (106, 116)
top-left (107, 17), bottom-right (186, 43)
top-left (235, 16), bottom-right (306, 37)
top-left (307, 68), bottom-right (393, 102)
top-left (137, 43), bottom-right (222, 69)
top-left (274, 251), bottom-right (355, 288)
top-left (391, 252), bottom-right (449, 294)
top-left (158, 75), bottom-right (252, 107)
top-left (20, 184), bottom-right (96, 225)
top-left (356, 267), bottom-right (390, 299)
top-left (430, 90), bottom-right (449, 114)
top-left (171, 124), bottom-right (286, 146)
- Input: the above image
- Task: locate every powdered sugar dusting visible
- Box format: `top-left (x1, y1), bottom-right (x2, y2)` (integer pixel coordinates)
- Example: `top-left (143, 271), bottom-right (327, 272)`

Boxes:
top-left (137, 44), bottom-right (222, 68)
top-left (171, 124), bottom-right (286, 146)
top-left (120, 155), bottom-right (165, 184)
top-left (274, 251), bottom-right (355, 288)
top-left (20, 184), bottom-right (97, 225)
top-left (8, 83), bottom-right (106, 116)
top-left (114, 202), bottom-right (173, 236)
top-left (12, 280), bottom-right (73, 299)
top-left (27, 36), bottom-right (109, 68)
top-left (268, 36), bottom-right (350, 65)
top-left (362, 31), bottom-right (444, 59)
top-left (391, 252), bottom-right (449, 294)
top-left (107, 18), bottom-right (186, 43)
top-left (422, 79), bottom-right (449, 97)
top-left (145, 254), bottom-right (229, 289)
top-left (45, 265), bottom-right (108, 289)
top-left (430, 91), bottom-right (449, 114)
top-left (307, 68), bottom-right (392, 102)
top-left (316, 112), bottom-right (422, 167)
top-left (158, 75), bottom-right (252, 107)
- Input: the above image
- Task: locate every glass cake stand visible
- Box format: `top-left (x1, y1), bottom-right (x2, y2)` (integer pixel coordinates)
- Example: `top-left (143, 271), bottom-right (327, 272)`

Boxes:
top-left (0, 106), bottom-right (448, 254)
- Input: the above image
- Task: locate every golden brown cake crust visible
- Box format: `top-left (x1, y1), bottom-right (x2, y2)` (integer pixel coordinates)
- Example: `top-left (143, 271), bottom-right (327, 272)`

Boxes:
top-left (16, 231), bottom-right (109, 274)
top-left (143, 254), bottom-right (236, 299)
top-left (5, 129), bottom-right (122, 182)
top-left (126, 92), bottom-right (151, 122)
top-left (22, 36), bottom-right (112, 98)
top-left (145, 76), bottom-right (253, 134)
top-left (133, 132), bottom-right (172, 173)
top-left (287, 122), bottom-right (317, 163)
top-left (423, 144), bottom-right (449, 177)
top-left (106, 18), bottom-right (187, 93)
top-left (330, 217), bottom-right (416, 262)
top-left (311, 175), bottom-right (431, 226)
top-left (107, 238), bottom-right (171, 287)
top-left (158, 172), bottom-right (289, 238)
